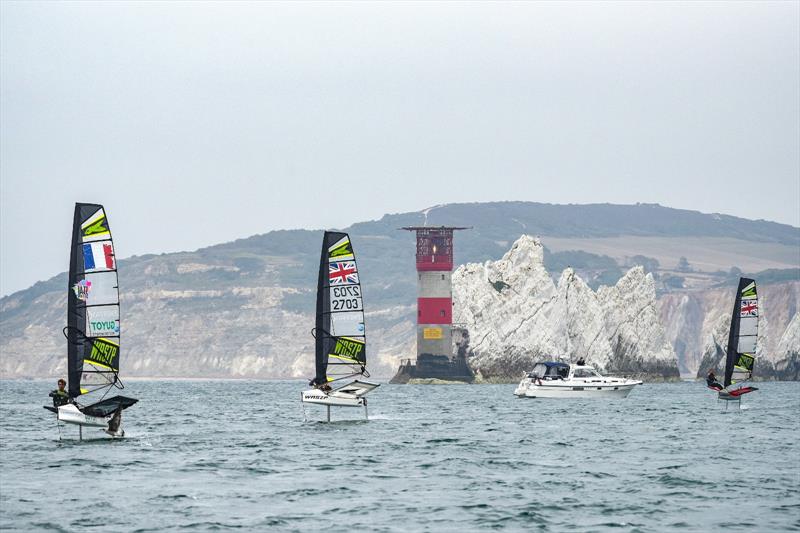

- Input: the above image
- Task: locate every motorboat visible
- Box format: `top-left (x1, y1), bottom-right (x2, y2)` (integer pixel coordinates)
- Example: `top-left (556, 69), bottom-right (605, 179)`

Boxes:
top-left (514, 361), bottom-right (642, 399)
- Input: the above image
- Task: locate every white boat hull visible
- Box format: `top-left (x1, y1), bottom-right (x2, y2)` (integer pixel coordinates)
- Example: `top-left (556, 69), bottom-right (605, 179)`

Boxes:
top-left (301, 390), bottom-right (366, 407)
top-left (57, 404), bottom-right (109, 427)
top-left (523, 381), bottom-right (640, 399)
top-left (515, 363), bottom-right (642, 399)
top-left (301, 379), bottom-right (379, 407)
top-left (55, 403), bottom-right (126, 437)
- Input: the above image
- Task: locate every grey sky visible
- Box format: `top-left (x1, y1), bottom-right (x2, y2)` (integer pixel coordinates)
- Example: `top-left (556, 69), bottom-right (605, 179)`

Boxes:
top-left (1, 1), bottom-right (798, 296)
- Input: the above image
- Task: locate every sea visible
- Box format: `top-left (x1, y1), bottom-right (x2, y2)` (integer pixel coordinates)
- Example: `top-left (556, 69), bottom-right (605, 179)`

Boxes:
top-left (1, 380), bottom-right (798, 532)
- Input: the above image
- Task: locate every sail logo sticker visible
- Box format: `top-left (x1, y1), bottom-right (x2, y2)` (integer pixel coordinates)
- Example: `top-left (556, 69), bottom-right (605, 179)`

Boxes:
top-left (331, 337), bottom-right (365, 361)
top-left (328, 236), bottom-right (354, 262)
top-left (81, 209), bottom-right (110, 242)
top-left (741, 282), bottom-right (757, 298)
top-left (329, 261), bottom-right (359, 285)
top-left (89, 320), bottom-right (119, 336)
top-left (740, 300), bottom-right (758, 317)
top-left (72, 279), bottom-right (92, 301)
top-left (88, 338), bottom-right (119, 367)
top-left (736, 353), bottom-right (755, 370)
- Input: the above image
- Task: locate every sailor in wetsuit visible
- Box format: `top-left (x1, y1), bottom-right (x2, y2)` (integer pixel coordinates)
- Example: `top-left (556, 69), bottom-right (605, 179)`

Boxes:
top-left (49, 379), bottom-right (71, 407)
top-left (706, 370), bottom-right (723, 390)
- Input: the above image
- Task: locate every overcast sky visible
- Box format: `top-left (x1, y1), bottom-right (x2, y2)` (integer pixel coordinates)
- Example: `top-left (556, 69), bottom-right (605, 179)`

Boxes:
top-left (1, 1), bottom-right (798, 296)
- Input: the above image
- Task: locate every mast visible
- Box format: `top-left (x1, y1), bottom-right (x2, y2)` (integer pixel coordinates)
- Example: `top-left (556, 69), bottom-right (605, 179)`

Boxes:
top-left (314, 231), bottom-right (367, 385)
top-left (723, 278), bottom-right (758, 388)
top-left (66, 203), bottom-right (121, 398)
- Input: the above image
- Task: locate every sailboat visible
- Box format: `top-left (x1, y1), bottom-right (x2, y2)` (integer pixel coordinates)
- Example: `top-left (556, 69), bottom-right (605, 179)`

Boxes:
top-left (43, 203), bottom-right (138, 438)
top-left (712, 277), bottom-right (759, 405)
top-left (301, 231), bottom-right (379, 421)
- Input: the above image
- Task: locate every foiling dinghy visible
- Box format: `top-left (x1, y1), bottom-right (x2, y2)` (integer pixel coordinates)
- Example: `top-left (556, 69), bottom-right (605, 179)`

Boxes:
top-left (708, 277), bottom-right (759, 408)
top-left (44, 203), bottom-right (138, 439)
top-left (301, 231), bottom-right (379, 421)
top-left (514, 361), bottom-right (642, 399)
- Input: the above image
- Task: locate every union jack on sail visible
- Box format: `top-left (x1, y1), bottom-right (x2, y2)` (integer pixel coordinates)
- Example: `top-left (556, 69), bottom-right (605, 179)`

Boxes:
top-left (329, 261), bottom-right (359, 285)
top-left (740, 300), bottom-right (758, 317)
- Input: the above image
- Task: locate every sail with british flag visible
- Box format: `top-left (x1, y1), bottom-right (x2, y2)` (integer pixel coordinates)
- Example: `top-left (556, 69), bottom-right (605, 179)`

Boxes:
top-left (313, 231), bottom-right (368, 384)
top-left (723, 278), bottom-right (759, 388)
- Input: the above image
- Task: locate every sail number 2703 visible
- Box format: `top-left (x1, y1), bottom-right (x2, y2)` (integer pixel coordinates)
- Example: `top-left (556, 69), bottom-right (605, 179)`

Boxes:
top-left (330, 285), bottom-right (362, 311)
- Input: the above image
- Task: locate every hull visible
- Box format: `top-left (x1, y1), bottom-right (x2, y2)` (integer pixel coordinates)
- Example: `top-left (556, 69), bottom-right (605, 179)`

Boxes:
top-left (518, 379), bottom-right (642, 399)
top-left (301, 390), bottom-right (366, 407)
top-left (301, 379), bottom-right (379, 407)
top-left (718, 386), bottom-right (758, 401)
top-left (57, 404), bottom-right (110, 428)
top-left (53, 399), bottom-right (131, 436)
top-left (525, 384), bottom-right (638, 399)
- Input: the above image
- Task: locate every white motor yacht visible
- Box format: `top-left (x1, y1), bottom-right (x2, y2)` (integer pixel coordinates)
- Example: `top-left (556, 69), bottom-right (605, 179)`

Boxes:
top-left (514, 361), bottom-right (642, 399)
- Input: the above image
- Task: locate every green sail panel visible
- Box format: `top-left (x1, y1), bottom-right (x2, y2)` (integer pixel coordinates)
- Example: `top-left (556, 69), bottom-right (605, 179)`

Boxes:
top-left (313, 232), bottom-right (367, 385)
top-left (67, 203), bottom-right (120, 397)
top-left (724, 278), bottom-right (758, 388)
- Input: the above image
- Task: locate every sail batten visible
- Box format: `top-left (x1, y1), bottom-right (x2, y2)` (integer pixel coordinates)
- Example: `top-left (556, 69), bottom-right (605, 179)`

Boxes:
top-left (67, 203), bottom-right (121, 398)
top-left (314, 232), bottom-right (367, 384)
top-left (723, 278), bottom-right (758, 388)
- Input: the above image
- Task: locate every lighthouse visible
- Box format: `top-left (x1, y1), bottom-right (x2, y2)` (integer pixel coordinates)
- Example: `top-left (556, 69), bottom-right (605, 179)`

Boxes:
top-left (390, 226), bottom-right (473, 383)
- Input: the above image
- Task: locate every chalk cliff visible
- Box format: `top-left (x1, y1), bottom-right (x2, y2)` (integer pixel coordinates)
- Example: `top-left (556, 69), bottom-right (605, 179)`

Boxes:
top-left (452, 235), bottom-right (680, 381)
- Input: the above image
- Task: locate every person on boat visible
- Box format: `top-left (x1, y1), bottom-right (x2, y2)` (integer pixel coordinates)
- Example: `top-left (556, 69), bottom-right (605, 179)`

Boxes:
top-left (706, 370), bottom-right (723, 390)
top-left (49, 379), bottom-right (71, 407)
top-left (308, 377), bottom-right (332, 393)
top-left (576, 357), bottom-right (586, 366)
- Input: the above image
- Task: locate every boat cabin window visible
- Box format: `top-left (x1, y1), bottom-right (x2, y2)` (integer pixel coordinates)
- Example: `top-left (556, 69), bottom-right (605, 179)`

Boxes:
top-left (573, 368), bottom-right (600, 378)
top-left (531, 364), bottom-right (568, 379)
top-left (530, 364), bottom-right (547, 377)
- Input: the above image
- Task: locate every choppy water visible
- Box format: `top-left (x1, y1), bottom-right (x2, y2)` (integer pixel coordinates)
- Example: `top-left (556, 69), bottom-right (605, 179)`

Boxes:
top-left (1, 380), bottom-right (798, 532)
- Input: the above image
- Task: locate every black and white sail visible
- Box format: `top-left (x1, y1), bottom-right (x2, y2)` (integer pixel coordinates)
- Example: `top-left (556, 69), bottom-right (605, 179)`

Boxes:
top-left (723, 278), bottom-right (758, 388)
top-left (313, 231), bottom-right (368, 385)
top-left (66, 203), bottom-right (122, 398)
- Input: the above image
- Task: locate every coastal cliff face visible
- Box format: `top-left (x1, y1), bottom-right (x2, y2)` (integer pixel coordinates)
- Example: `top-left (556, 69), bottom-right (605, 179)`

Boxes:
top-left (452, 235), bottom-right (680, 381)
top-left (658, 281), bottom-right (800, 380)
top-left (0, 274), bottom-right (416, 380)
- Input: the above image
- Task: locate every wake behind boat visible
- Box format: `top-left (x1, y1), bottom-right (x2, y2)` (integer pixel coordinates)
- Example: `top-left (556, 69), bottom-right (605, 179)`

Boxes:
top-left (514, 361), bottom-right (642, 399)
top-left (301, 231), bottom-right (379, 420)
top-left (43, 203), bottom-right (137, 439)
top-left (707, 277), bottom-right (759, 407)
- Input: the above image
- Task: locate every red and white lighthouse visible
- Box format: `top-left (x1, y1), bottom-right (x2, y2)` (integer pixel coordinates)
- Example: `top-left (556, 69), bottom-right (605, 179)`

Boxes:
top-left (401, 226), bottom-right (468, 359)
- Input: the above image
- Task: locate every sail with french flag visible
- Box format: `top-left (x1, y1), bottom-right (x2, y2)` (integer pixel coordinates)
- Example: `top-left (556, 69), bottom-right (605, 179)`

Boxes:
top-left (82, 242), bottom-right (116, 272)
